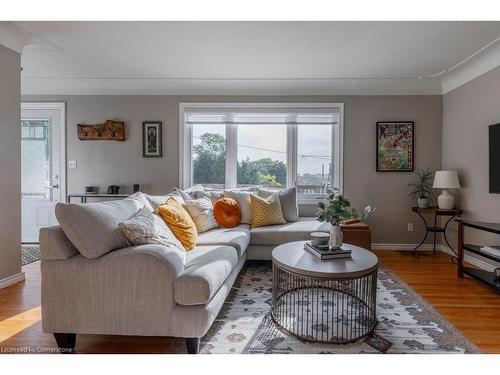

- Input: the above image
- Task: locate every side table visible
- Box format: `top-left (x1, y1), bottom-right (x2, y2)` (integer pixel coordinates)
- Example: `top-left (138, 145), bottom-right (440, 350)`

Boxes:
top-left (411, 206), bottom-right (463, 258)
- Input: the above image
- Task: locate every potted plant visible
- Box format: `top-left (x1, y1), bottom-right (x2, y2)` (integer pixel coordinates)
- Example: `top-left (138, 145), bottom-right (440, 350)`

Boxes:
top-left (317, 192), bottom-right (373, 250)
top-left (408, 170), bottom-right (434, 208)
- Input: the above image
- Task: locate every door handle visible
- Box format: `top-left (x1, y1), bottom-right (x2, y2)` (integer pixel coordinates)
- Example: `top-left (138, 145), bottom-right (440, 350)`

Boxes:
top-left (50, 184), bottom-right (59, 189)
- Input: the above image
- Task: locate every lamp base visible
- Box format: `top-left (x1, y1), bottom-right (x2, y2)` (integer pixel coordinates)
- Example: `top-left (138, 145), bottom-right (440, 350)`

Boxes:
top-left (438, 190), bottom-right (454, 210)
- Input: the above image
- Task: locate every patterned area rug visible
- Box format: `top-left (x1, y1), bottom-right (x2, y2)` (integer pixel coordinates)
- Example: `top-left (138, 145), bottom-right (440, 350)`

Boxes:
top-left (199, 262), bottom-right (480, 354)
top-left (21, 245), bottom-right (40, 266)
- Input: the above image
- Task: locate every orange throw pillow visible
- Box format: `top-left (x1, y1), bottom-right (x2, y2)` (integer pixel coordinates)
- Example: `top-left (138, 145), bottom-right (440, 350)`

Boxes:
top-left (156, 197), bottom-right (198, 251)
top-left (213, 198), bottom-right (241, 228)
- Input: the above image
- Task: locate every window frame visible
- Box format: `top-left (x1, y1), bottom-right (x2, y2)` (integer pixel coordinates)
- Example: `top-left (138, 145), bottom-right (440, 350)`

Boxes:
top-left (179, 102), bottom-right (344, 204)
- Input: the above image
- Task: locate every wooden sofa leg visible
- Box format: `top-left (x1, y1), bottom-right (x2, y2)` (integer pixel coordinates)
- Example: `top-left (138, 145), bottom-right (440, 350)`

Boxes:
top-left (54, 333), bottom-right (76, 353)
top-left (185, 337), bottom-right (200, 354)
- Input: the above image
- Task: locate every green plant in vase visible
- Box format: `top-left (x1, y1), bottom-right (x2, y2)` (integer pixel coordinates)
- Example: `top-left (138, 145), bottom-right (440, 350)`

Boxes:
top-left (317, 192), bottom-right (373, 250)
top-left (407, 170), bottom-right (434, 208)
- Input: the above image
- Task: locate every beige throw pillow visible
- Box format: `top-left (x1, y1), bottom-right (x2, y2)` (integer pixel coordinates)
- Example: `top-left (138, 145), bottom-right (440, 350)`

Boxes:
top-left (184, 197), bottom-right (218, 233)
top-left (223, 190), bottom-right (253, 224)
top-left (250, 193), bottom-right (287, 228)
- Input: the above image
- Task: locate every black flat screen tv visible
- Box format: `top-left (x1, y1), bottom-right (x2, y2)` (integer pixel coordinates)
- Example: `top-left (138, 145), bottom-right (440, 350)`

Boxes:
top-left (489, 123), bottom-right (500, 193)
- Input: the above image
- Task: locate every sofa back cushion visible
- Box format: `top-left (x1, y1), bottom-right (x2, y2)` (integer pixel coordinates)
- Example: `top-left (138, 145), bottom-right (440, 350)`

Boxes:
top-left (55, 192), bottom-right (152, 259)
top-left (144, 192), bottom-right (184, 210)
top-left (257, 186), bottom-right (298, 222)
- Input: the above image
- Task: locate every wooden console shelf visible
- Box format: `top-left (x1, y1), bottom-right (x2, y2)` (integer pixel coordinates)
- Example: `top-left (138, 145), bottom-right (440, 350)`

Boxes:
top-left (456, 219), bottom-right (500, 292)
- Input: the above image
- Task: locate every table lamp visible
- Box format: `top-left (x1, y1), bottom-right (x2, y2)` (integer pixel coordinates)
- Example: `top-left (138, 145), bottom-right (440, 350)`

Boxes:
top-left (433, 170), bottom-right (461, 209)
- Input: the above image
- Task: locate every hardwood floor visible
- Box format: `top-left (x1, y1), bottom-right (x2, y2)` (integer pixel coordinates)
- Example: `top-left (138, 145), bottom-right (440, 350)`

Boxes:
top-left (374, 250), bottom-right (500, 353)
top-left (0, 251), bottom-right (499, 354)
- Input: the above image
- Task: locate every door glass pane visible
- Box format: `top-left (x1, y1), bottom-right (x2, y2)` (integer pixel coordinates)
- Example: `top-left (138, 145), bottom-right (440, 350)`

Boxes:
top-left (297, 125), bottom-right (332, 196)
top-left (237, 124), bottom-right (287, 189)
top-left (192, 124), bottom-right (226, 189)
top-left (21, 119), bottom-right (51, 200)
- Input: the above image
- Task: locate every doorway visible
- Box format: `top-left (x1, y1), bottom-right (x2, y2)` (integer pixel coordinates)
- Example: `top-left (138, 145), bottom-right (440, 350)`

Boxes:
top-left (21, 102), bottom-right (66, 243)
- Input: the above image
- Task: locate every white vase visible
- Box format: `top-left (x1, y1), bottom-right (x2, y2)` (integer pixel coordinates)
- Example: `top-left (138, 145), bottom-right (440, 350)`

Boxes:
top-left (329, 225), bottom-right (343, 250)
top-left (437, 190), bottom-right (454, 209)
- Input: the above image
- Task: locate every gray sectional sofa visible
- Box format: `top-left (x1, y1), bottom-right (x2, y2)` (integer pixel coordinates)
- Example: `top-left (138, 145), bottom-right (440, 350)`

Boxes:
top-left (39, 193), bottom-right (331, 353)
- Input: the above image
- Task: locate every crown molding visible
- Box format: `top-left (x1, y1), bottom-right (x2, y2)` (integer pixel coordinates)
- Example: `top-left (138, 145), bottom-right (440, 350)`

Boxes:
top-left (441, 40), bottom-right (500, 94)
top-left (0, 22), bottom-right (40, 53)
top-left (21, 77), bottom-right (443, 96)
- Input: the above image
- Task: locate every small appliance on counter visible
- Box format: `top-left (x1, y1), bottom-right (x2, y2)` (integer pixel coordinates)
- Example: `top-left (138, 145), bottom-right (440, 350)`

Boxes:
top-left (85, 186), bottom-right (98, 194)
top-left (133, 184), bottom-right (140, 193)
top-left (107, 185), bottom-right (120, 194)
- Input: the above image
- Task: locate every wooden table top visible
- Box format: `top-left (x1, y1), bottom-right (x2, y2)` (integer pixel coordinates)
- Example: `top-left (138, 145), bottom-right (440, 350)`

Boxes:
top-left (272, 241), bottom-right (378, 278)
top-left (412, 206), bottom-right (463, 215)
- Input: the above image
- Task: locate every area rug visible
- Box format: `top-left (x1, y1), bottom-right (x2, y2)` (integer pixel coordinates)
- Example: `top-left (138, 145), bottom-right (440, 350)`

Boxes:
top-left (199, 262), bottom-right (480, 354)
top-left (21, 245), bottom-right (40, 266)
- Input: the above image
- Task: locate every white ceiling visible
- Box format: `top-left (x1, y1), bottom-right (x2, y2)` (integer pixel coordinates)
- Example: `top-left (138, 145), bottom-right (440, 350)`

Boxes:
top-left (7, 21), bottom-right (500, 95)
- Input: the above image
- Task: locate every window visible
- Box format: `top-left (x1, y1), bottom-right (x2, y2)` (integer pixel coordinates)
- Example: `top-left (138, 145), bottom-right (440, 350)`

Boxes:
top-left (180, 103), bottom-right (343, 202)
top-left (192, 124), bottom-right (226, 189)
top-left (21, 119), bottom-right (51, 200)
top-left (237, 124), bottom-right (287, 189)
top-left (297, 124), bottom-right (332, 195)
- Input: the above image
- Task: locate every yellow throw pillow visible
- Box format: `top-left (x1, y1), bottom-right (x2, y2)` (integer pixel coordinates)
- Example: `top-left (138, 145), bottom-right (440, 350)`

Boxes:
top-left (250, 193), bottom-right (287, 228)
top-left (156, 197), bottom-right (198, 251)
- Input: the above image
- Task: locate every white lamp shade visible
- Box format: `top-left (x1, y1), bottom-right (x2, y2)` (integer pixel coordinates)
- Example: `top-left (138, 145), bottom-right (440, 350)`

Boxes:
top-left (433, 170), bottom-right (461, 189)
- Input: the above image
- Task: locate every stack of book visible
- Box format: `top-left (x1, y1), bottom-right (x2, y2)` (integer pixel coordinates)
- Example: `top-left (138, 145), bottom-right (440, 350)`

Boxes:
top-left (480, 245), bottom-right (500, 258)
top-left (304, 241), bottom-right (352, 260)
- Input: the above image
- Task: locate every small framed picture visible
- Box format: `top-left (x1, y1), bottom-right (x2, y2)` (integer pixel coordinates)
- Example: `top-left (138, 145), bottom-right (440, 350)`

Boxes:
top-left (143, 121), bottom-right (162, 157)
top-left (376, 121), bottom-right (414, 172)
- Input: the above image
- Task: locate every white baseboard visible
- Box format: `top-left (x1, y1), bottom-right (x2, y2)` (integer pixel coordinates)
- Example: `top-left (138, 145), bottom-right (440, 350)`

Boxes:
top-left (371, 243), bottom-right (498, 272)
top-left (0, 272), bottom-right (25, 289)
top-left (439, 245), bottom-right (498, 272)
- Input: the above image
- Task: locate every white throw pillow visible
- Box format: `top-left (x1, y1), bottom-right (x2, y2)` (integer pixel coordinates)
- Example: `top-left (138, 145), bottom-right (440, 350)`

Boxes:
top-left (223, 190), bottom-right (253, 224)
top-left (119, 208), bottom-right (187, 264)
top-left (184, 197), bottom-right (218, 233)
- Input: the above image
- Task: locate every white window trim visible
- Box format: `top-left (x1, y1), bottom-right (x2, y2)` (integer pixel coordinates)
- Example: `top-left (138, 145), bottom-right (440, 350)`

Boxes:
top-left (179, 102), bottom-right (344, 204)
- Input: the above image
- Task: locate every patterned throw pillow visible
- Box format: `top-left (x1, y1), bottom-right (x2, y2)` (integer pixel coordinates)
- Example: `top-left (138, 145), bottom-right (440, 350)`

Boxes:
top-left (156, 197), bottom-right (198, 251)
top-left (184, 197), bottom-right (218, 233)
top-left (119, 208), bottom-right (186, 264)
top-left (250, 193), bottom-right (287, 228)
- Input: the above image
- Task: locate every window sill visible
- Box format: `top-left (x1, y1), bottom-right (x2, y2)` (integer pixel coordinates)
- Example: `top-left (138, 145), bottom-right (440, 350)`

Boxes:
top-left (298, 197), bottom-right (326, 205)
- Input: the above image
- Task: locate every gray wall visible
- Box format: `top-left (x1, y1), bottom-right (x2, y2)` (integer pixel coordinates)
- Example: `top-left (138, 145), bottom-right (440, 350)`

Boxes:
top-left (22, 94), bottom-right (443, 244)
top-left (0, 45), bottom-right (21, 282)
top-left (443, 65), bottom-right (500, 266)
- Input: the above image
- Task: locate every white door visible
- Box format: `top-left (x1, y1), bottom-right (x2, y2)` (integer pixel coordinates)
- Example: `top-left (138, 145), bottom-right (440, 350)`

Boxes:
top-left (21, 103), bottom-right (65, 243)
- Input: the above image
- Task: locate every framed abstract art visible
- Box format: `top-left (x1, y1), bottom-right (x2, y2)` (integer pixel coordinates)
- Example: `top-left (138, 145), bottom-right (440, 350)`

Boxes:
top-left (376, 121), bottom-right (414, 172)
top-left (143, 121), bottom-right (162, 157)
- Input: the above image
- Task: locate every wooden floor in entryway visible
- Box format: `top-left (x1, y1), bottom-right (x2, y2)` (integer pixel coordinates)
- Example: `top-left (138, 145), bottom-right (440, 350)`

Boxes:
top-left (0, 251), bottom-right (499, 354)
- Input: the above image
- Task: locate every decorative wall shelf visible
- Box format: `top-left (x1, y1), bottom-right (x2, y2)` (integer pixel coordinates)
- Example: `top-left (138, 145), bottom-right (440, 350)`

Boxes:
top-left (77, 120), bottom-right (125, 141)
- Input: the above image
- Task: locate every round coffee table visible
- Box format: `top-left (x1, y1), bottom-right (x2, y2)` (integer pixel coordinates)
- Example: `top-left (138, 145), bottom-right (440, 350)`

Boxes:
top-left (271, 241), bottom-right (378, 344)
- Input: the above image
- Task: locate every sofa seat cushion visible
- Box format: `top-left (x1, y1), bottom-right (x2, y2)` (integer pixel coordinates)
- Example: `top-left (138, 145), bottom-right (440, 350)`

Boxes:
top-left (250, 218), bottom-right (330, 246)
top-left (196, 224), bottom-right (250, 256)
top-left (174, 245), bottom-right (239, 305)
